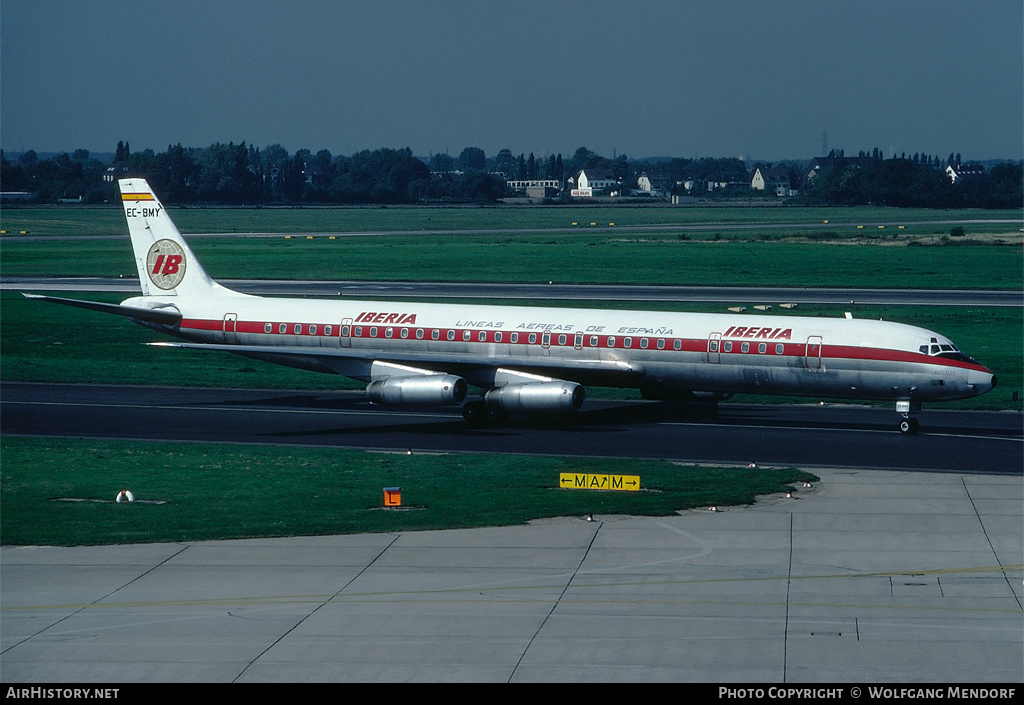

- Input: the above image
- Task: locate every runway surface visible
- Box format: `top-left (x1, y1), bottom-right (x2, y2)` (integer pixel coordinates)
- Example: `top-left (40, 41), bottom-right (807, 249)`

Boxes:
top-left (5, 276), bottom-right (1022, 307)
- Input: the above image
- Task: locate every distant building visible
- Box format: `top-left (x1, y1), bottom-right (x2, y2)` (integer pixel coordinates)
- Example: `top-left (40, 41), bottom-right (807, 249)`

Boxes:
top-left (636, 172), bottom-right (672, 197)
top-left (303, 164), bottom-right (328, 186)
top-left (805, 155), bottom-right (877, 182)
top-left (506, 179), bottom-right (561, 198)
top-left (751, 166), bottom-right (793, 196)
top-left (945, 163), bottom-right (986, 183)
top-left (570, 169), bottom-right (618, 197)
top-left (0, 191), bottom-right (34, 203)
top-left (103, 163), bottom-right (130, 182)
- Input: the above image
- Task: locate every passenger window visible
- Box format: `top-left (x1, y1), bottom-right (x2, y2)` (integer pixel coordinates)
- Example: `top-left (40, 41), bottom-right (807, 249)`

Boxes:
top-left (758, 343), bottom-right (767, 354)
top-left (279, 323), bottom-right (287, 334)
top-left (775, 344), bottom-right (784, 354)
top-left (673, 340), bottom-right (682, 351)
top-left (325, 325), bottom-right (333, 336)
top-left (264, 323), bottom-right (272, 334)
top-left (310, 325), bottom-right (317, 335)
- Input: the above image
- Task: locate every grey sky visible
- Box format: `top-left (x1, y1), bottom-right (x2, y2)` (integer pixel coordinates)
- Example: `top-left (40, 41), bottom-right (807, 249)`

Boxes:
top-left (2, 0), bottom-right (1021, 162)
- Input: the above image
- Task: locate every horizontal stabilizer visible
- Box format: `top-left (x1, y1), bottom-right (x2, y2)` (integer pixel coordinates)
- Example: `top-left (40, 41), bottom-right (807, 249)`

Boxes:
top-left (22, 293), bottom-right (182, 326)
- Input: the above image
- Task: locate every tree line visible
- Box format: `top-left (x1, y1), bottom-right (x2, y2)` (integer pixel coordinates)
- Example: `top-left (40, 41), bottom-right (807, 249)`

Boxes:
top-left (800, 155), bottom-right (1022, 209)
top-left (1, 141), bottom-right (1019, 208)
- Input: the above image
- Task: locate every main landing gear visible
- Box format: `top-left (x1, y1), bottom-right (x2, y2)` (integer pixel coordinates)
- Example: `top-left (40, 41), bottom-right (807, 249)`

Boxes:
top-left (896, 399), bottom-right (921, 435)
top-left (461, 400), bottom-right (510, 426)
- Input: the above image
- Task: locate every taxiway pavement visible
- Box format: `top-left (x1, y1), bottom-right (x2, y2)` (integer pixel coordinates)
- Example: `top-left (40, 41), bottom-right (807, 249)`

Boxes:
top-left (2, 468), bottom-right (1020, 682)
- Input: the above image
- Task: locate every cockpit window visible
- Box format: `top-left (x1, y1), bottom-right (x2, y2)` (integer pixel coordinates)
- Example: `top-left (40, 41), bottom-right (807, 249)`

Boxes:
top-left (921, 340), bottom-right (978, 364)
top-left (920, 340), bottom-right (978, 364)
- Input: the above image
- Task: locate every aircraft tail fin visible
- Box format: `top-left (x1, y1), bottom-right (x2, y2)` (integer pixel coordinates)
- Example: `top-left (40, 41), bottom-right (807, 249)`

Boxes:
top-left (119, 178), bottom-right (223, 298)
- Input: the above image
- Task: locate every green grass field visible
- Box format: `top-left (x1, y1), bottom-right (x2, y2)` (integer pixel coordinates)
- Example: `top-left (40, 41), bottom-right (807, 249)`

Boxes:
top-left (4, 231), bottom-right (1023, 289)
top-left (0, 436), bottom-right (817, 546)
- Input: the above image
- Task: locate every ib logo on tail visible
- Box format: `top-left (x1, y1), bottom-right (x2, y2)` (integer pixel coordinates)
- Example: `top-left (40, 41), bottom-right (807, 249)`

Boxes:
top-left (145, 239), bottom-right (187, 290)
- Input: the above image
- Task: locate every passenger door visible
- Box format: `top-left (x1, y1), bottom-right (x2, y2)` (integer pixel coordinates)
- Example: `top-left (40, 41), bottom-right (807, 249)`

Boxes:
top-left (707, 332), bottom-right (722, 363)
top-left (805, 336), bottom-right (822, 369)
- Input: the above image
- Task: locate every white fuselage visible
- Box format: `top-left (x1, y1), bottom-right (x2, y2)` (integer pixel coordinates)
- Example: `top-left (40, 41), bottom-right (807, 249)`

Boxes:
top-left (125, 291), bottom-right (996, 404)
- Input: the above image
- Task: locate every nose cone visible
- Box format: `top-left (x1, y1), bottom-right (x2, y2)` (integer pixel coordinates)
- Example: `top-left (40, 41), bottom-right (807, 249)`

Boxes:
top-left (967, 367), bottom-right (997, 396)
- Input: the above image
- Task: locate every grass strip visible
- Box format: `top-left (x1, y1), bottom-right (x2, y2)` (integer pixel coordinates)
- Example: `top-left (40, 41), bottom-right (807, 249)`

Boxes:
top-left (3, 233), bottom-right (1021, 290)
top-left (0, 436), bottom-right (817, 546)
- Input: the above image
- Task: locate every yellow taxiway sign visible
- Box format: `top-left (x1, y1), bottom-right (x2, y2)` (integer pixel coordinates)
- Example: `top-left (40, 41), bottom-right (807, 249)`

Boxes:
top-left (559, 473), bottom-right (640, 492)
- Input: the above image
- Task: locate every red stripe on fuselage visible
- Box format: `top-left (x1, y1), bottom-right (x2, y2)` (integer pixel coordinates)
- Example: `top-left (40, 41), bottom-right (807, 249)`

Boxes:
top-left (174, 317), bottom-right (992, 374)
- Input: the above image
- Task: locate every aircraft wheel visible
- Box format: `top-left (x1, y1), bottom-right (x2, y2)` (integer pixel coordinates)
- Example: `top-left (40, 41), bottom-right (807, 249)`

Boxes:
top-left (462, 401), bottom-right (486, 425)
top-left (899, 418), bottom-right (919, 435)
top-left (485, 406), bottom-right (511, 424)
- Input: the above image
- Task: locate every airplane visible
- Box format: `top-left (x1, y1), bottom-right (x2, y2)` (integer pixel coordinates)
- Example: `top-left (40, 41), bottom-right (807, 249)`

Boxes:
top-left (24, 178), bottom-right (996, 434)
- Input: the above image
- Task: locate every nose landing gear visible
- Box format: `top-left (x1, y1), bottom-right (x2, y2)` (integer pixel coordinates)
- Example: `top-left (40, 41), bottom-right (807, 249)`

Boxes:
top-left (899, 417), bottom-right (920, 435)
top-left (896, 398), bottom-right (921, 435)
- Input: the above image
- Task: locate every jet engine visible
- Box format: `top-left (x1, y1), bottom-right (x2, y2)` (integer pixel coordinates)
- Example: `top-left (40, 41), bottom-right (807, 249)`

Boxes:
top-left (366, 375), bottom-right (468, 407)
top-left (483, 381), bottom-right (585, 413)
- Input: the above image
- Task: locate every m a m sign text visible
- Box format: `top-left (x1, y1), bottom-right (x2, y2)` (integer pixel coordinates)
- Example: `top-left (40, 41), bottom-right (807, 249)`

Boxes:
top-left (559, 473), bottom-right (640, 492)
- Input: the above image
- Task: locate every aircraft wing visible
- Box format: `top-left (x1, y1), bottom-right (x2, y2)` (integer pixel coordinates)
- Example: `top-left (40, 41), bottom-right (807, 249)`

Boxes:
top-left (148, 340), bottom-right (642, 385)
top-left (21, 293), bottom-right (183, 326)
